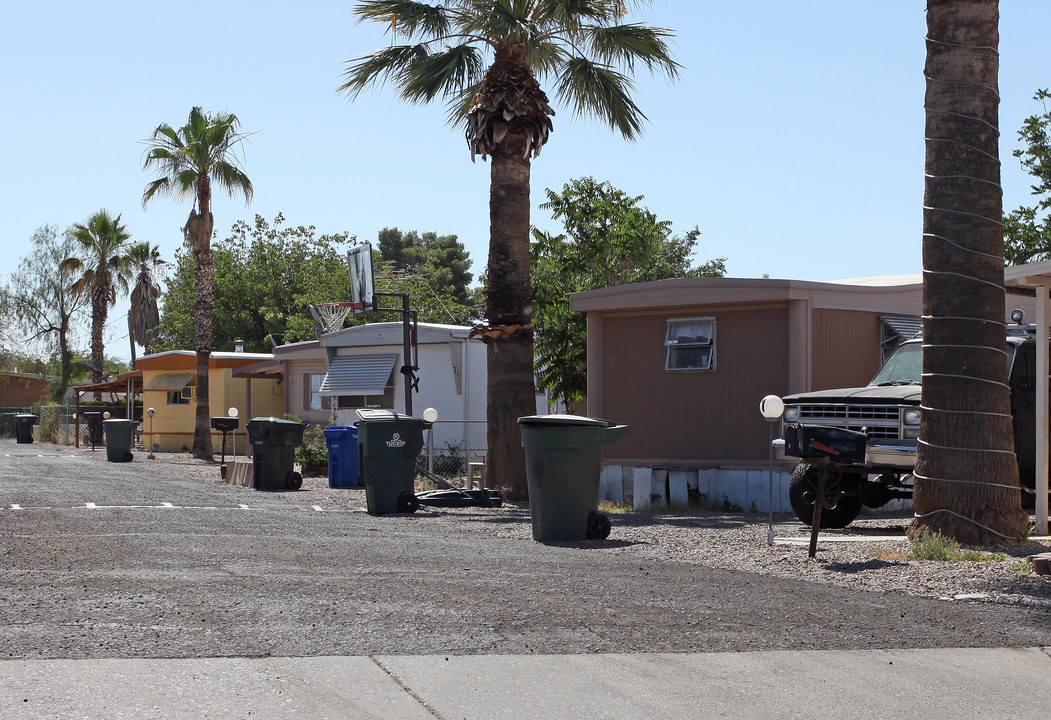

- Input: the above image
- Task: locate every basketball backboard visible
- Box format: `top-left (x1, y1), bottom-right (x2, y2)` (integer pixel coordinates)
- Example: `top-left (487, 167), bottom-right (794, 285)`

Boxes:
top-left (348, 243), bottom-right (376, 314)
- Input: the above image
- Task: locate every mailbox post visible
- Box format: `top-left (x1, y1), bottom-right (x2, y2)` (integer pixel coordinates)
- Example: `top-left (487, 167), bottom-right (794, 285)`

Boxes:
top-left (211, 415), bottom-right (240, 477)
top-left (783, 423), bottom-right (867, 558)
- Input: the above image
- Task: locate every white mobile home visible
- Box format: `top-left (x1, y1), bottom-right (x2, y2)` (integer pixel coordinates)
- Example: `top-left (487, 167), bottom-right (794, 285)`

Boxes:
top-left (319, 322), bottom-right (486, 427)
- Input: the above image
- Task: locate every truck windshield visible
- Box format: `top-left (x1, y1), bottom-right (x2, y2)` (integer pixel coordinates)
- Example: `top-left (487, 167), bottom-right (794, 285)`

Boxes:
top-left (870, 343), bottom-right (922, 385)
top-left (870, 341), bottom-right (1019, 386)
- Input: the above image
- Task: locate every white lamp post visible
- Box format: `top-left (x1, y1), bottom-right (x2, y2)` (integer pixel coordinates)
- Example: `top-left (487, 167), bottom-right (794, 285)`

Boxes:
top-left (759, 395), bottom-right (785, 546)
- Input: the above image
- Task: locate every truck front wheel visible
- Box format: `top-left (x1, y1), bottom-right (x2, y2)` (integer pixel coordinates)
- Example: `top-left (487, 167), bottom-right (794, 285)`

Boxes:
top-left (788, 463), bottom-right (863, 528)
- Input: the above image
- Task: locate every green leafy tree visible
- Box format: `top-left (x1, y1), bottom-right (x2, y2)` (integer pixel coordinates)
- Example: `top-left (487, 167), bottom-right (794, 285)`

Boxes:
top-left (153, 214), bottom-right (355, 352)
top-left (1004, 89), bottom-right (1051, 265)
top-left (532, 177), bottom-right (725, 404)
top-left (60, 210), bottom-right (133, 389)
top-left (377, 228), bottom-right (474, 306)
top-left (127, 242), bottom-right (167, 363)
top-left (341, 0), bottom-right (681, 498)
top-left (142, 106), bottom-right (254, 459)
top-left (374, 228), bottom-right (478, 322)
top-left (1, 226), bottom-right (90, 401)
top-left (913, 0), bottom-right (1028, 544)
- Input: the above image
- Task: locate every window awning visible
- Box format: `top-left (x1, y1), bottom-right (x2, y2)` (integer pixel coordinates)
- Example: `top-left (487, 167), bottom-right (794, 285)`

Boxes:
top-left (880, 316), bottom-right (922, 342)
top-left (145, 373), bottom-right (193, 391)
top-left (319, 354), bottom-right (398, 396)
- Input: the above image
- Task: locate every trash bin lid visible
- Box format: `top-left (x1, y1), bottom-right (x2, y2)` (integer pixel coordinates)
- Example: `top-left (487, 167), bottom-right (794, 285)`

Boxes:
top-left (355, 409), bottom-right (422, 423)
top-left (517, 414), bottom-right (615, 427)
top-left (247, 416), bottom-right (303, 425)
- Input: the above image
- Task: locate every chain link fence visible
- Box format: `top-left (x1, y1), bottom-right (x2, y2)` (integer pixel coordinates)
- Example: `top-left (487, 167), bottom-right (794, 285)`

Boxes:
top-left (3, 405), bottom-right (137, 447)
top-left (421, 420), bottom-right (487, 483)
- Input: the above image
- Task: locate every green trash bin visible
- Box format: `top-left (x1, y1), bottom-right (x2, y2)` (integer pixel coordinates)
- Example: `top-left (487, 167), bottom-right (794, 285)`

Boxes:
top-left (518, 414), bottom-right (629, 542)
top-left (355, 409), bottom-right (427, 514)
top-left (102, 419), bottom-right (139, 463)
top-left (14, 414), bottom-right (36, 444)
top-left (246, 417), bottom-right (306, 491)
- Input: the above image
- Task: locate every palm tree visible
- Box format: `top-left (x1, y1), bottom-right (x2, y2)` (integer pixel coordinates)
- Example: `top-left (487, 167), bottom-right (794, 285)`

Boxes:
top-left (340, 0), bottom-right (680, 498)
top-left (912, 0), bottom-right (1028, 544)
top-left (127, 242), bottom-right (167, 364)
top-left (142, 106), bottom-right (253, 460)
top-left (60, 210), bottom-right (133, 392)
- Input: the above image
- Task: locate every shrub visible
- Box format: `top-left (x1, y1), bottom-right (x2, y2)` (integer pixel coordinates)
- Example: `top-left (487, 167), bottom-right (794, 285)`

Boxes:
top-left (284, 414), bottom-right (328, 474)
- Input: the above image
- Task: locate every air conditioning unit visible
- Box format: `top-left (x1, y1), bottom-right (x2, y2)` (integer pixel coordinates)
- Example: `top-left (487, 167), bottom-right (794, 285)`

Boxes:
top-left (181, 386), bottom-right (196, 399)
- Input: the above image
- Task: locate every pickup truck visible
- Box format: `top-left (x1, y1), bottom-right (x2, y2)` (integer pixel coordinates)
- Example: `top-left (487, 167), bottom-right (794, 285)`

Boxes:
top-left (779, 325), bottom-right (1042, 527)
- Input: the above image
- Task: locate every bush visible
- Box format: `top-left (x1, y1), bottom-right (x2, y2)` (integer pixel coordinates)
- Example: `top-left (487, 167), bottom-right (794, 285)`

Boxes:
top-left (285, 414), bottom-right (328, 474)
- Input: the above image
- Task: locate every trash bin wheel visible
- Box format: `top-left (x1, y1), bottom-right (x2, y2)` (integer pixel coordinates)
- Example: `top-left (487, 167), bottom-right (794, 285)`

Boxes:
top-left (397, 491), bottom-right (420, 514)
top-left (586, 510), bottom-right (611, 540)
top-left (123, 451), bottom-right (133, 462)
top-left (286, 471), bottom-right (303, 491)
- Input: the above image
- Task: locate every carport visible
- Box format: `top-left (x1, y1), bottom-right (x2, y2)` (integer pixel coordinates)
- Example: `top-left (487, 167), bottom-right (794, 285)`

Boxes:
top-left (71, 370), bottom-right (144, 449)
top-left (1005, 260), bottom-right (1051, 534)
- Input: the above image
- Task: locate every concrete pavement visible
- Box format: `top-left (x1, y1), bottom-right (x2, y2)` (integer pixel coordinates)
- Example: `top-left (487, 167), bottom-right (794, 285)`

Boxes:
top-left (2, 647), bottom-right (1049, 719)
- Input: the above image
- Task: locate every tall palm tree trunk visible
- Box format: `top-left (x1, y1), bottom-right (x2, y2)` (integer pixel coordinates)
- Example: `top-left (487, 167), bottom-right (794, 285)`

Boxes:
top-left (485, 131), bottom-right (535, 499)
top-left (186, 208), bottom-right (214, 459)
top-left (90, 282), bottom-right (110, 400)
top-left (912, 0), bottom-right (1027, 544)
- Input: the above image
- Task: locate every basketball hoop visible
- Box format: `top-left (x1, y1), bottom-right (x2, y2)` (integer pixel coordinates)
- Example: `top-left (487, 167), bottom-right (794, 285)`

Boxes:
top-left (313, 302), bottom-right (357, 334)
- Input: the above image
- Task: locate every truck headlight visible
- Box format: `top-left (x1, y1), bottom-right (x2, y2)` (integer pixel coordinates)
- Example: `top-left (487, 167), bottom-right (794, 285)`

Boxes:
top-left (903, 408), bottom-right (921, 439)
top-left (783, 406), bottom-right (799, 423)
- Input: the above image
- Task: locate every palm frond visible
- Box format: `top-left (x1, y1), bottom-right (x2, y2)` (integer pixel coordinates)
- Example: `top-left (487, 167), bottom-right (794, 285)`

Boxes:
top-left (584, 23), bottom-right (681, 78)
top-left (401, 44), bottom-right (485, 103)
top-left (210, 160), bottom-right (255, 205)
top-left (554, 56), bottom-right (645, 140)
top-left (354, 0), bottom-right (452, 40)
top-left (445, 82), bottom-right (483, 124)
top-left (533, 0), bottom-right (619, 30)
top-left (339, 44), bottom-right (432, 98)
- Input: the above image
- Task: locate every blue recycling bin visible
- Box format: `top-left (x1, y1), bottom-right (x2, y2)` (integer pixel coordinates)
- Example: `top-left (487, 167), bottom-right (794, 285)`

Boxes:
top-left (323, 425), bottom-right (360, 488)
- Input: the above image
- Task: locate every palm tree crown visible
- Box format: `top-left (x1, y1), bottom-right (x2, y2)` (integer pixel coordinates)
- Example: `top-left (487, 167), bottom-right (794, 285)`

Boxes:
top-left (127, 242), bottom-right (167, 362)
top-left (142, 106), bottom-right (253, 217)
top-left (61, 209), bottom-right (133, 386)
top-left (339, 0), bottom-right (680, 153)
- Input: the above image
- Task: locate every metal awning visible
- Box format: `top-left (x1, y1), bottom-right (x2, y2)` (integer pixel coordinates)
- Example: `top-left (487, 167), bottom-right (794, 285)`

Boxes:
top-left (880, 315), bottom-right (923, 341)
top-left (144, 373), bottom-right (193, 391)
top-left (319, 354), bottom-right (398, 397)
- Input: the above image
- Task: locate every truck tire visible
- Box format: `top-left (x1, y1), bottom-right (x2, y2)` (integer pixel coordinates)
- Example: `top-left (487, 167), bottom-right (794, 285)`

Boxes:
top-left (788, 463), bottom-right (863, 529)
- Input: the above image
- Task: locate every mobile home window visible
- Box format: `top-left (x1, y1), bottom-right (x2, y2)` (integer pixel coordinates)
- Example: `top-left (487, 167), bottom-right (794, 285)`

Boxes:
top-left (665, 317), bottom-right (716, 371)
top-left (307, 374), bottom-right (333, 411)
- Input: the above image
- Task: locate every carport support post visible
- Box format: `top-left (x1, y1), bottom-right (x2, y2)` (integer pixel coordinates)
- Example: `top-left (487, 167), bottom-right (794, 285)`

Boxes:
top-left (1037, 286), bottom-right (1049, 536)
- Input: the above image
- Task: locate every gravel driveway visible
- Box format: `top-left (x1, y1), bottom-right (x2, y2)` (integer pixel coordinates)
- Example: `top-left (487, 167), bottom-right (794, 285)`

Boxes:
top-left (1, 442), bottom-right (1048, 660)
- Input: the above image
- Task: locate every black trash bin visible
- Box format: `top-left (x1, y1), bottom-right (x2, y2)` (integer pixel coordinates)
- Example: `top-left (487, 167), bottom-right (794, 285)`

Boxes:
top-left (518, 414), bottom-right (629, 542)
top-left (355, 410), bottom-right (427, 514)
top-left (83, 412), bottom-right (104, 447)
top-left (14, 414), bottom-right (36, 444)
top-left (246, 417), bottom-right (306, 491)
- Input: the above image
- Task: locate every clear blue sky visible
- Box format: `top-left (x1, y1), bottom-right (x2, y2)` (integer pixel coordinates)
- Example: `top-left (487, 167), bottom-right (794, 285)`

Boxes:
top-left (4, 1), bottom-right (1051, 361)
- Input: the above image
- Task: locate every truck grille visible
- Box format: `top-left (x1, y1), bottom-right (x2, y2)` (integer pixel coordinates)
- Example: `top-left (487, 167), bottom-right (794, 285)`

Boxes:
top-left (794, 404), bottom-right (902, 440)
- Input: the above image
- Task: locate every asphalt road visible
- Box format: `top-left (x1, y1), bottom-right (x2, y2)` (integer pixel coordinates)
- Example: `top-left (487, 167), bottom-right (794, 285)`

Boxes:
top-left (2, 441), bottom-right (1049, 662)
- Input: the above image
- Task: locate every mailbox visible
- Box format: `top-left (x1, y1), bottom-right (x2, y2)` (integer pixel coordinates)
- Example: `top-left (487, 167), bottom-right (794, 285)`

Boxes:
top-left (211, 417), bottom-right (240, 432)
top-left (783, 423), bottom-right (866, 464)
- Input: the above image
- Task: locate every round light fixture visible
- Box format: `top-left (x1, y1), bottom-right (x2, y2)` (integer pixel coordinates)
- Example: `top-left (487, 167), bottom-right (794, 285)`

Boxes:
top-left (759, 395), bottom-right (784, 422)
